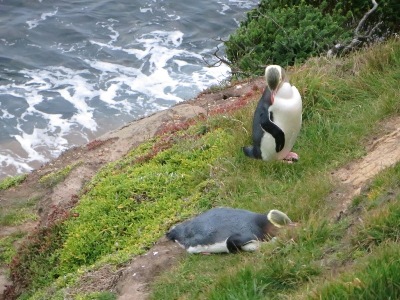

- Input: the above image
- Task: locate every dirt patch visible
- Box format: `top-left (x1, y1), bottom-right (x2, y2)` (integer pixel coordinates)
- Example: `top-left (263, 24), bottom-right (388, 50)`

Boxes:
top-left (0, 222), bottom-right (37, 239)
top-left (115, 237), bottom-right (185, 300)
top-left (0, 276), bottom-right (10, 299)
top-left (329, 115), bottom-right (400, 220)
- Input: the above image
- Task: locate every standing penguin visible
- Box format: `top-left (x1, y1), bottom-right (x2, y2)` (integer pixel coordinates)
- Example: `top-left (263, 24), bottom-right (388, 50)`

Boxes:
top-left (243, 65), bottom-right (302, 162)
top-left (166, 207), bottom-right (293, 254)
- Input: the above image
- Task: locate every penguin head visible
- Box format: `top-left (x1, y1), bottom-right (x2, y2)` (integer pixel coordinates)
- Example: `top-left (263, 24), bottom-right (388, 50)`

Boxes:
top-left (265, 65), bottom-right (286, 90)
top-left (267, 209), bottom-right (292, 228)
top-left (265, 65), bottom-right (286, 104)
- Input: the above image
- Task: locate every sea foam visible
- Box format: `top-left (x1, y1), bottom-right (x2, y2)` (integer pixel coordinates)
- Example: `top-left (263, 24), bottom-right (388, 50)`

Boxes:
top-left (0, 0), bottom-right (257, 180)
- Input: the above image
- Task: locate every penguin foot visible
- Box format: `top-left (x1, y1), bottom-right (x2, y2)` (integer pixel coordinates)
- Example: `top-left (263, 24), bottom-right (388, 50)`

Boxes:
top-left (242, 146), bottom-right (254, 158)
top-left (242, 146), bottom-right (262, 159)
top-left (283, 152), bottom-right (299, 163)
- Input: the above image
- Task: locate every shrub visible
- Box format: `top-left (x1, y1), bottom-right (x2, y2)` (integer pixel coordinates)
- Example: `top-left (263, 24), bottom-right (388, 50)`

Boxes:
top-left (225, 3), bottom-right (350, 75)
top-left (225, 0), bottom-right (400, 75)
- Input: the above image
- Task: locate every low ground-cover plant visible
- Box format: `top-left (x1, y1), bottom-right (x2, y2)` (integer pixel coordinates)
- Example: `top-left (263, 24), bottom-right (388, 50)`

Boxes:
top-left (0, 174), bottom-right (27, 191)
top-left (0, 209), bottom-right (37, 227)
top-left (7, 223), bottom-right (66, 300)
top-left (58, 128), bottom-right (232, 274)
top-left (38, 161), bottom-right (82, 188)
top-left (0, 196), bottom-right (39, 227)
top-left (11, 126), bottom-right (237, 299)
top-left (0, 232), bottom-right (25, 266)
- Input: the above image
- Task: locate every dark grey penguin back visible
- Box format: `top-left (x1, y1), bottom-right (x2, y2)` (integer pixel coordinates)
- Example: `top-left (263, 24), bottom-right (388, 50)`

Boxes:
top-left (167, 207), bottom-right (268, 248)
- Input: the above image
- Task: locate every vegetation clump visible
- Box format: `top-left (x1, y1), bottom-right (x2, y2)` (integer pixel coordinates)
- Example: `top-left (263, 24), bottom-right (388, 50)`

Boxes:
top-left (7, 126), bottom-right (235, 299)
top-left (0, 174), bottom-right (27, 191)
top-left (224, 0), bottom-right (400, 75)
top-left (0, 233), bottom-right (25, 266)
top-left (58, 128), bottom-right (232, 273)
top-left (38, 161), bottom-right (82, 188)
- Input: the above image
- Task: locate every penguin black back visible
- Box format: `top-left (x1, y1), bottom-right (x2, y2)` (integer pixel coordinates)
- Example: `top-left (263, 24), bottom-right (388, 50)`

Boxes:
top-left (243, 87), bottom-right (285, 158)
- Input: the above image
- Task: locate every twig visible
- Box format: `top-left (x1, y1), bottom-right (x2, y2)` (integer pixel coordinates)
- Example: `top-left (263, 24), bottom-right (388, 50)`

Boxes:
top-left (327, 0), bottom-right (381, 57)
top-left (354, 0), bottom-right (378, 36)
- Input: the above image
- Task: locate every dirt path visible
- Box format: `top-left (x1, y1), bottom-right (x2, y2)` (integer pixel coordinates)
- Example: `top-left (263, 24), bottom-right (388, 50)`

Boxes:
top-left (329, 116), bottom-right (400, 220)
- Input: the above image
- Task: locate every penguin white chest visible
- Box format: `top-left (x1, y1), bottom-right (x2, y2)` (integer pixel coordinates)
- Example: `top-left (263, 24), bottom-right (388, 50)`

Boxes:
top-left (260, 83), bottom-right (302, 160)
top-left (187, 239), bottom-right (230, 254)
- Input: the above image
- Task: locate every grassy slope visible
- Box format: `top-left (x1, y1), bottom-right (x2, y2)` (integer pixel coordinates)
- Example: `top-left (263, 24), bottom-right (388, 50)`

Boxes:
top-left (150, 39), bottom-right (400, 299)
top-left (2, 38), bottom-right (399, 299)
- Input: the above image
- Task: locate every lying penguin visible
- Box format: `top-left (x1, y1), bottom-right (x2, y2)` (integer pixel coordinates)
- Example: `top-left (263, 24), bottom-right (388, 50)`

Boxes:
top-left (243, 65), bottom-right (302, 162)
top-left (166, 207), bottom-right (294, 254)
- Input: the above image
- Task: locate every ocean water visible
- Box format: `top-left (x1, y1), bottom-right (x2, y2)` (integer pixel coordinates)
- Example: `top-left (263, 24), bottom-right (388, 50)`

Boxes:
top-left (0, 0), bottom-right (258, 179)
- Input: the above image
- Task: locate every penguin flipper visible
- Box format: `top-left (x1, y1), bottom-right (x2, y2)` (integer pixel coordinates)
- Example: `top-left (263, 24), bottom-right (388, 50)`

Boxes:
top-left (227, 233), bottom-right (256, 253)
top-left (240, 240), bottom-right (260, 252)
top-left (260, 120), bottom-right (285, 152)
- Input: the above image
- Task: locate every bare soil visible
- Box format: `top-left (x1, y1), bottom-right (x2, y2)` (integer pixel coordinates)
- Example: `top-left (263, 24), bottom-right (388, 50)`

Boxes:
top-left (1, 76), bottom-right (399, 300)
top-left (329, 115), bottom-right (400, 220)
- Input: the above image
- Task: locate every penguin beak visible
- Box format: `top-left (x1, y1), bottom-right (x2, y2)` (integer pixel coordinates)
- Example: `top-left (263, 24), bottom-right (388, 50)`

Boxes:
top-left (271, 91), bottom-right (276, 104)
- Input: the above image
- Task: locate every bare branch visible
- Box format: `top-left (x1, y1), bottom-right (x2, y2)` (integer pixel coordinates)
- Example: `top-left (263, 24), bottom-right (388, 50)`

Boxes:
top-left (354, 0), bottom-right (378, 36)
top-left (204, 38), bottom-right (264, 77)
top-left (202, 43), bottom-right (232, 68)
top-left (327, 0), bottom-right (381, 57)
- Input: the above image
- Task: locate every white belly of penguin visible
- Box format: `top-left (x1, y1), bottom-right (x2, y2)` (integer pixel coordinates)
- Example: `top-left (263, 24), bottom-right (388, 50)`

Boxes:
top-left (260, 83), bottom-right (302, 161)
top-left (186, 239), bottom-right (261, 254)
top-left (187, 239), bottom-right (229, 254)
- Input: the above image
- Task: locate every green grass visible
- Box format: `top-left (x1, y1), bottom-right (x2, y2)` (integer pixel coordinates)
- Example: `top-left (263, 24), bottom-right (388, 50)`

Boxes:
top-left (286, 161), bottom-right (400, 300)
top-left (75, 292), bottom-right (116, 300)
top-left (311, 242), bottom-right (400, 300)
top-left (0, 174), bottom-right (27, 190)
top-left (150, 39), bottom-right (400, 299)
top-left (0, 232), bottom-right (25, 266)
top-left (0, 209), bottom-right (37, 227)
top-left (153, 221), bottom-right (345, 300)
top-left (38, 161), bottom-right (82, 188)
top-left (0, 196), bottom-right (39, 226)
top-left (7, 39), bottom-right (400, 299)
top-left (152, 159), bottom-right (400, 300)
top-left (351, 165), bottom-right (400, 252)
